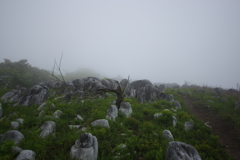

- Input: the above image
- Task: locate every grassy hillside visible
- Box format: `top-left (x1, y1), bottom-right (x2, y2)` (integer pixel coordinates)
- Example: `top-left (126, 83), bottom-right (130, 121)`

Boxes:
top-left (0, 86), bottom-right (237, 160)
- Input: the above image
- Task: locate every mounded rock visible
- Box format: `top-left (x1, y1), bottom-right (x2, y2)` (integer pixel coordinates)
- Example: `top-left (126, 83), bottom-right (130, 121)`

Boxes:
top-left (53, 110), bottom-right (63, 119)
top-left (174, 101), bottom-right (181, 109)
top-left (166, 141), bottom-right (201, 160)
top-left (106, 105), bottom-right (118, 121)
top-left (162, 130), bottom-right (174, 141)
top-left (16, 150), bottom-right (36, 160)
top-left (119, 102), bottom-right (132, 117)
top-left (1, 89), bottom-right (22, 103)
top-left (38, 110), bottom-right (45, 119)
top-left (12, 146), bottom-right (23, 153)
top-left (16, 118), bottom-right (24, 124)
top-left (91, 119), bottom-right (109, 128)
top-left (18, 85), bottom-right (48, 106)
top-left (165, 94), bottom-right (174, 102)
top-left (38, 102), bottom-right (47, 110)
top-left (10, 121), bottom-right (20, 129)
top-left (235, 101), bottom-right (240, 110)
top-left (40, 121), bottom-right (56, 138)
top-left (184, 121), bottom-right (194, 131)
top-left (0, 130), bottom-right (24, 145)
top-left (71, 133), bottom-right (98, 160)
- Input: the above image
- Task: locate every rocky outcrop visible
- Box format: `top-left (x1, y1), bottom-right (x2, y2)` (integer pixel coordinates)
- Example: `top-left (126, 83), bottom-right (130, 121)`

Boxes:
top-left (166, 141), bottom-right (201, 160)
top-left (106, 105), bottom-right (118, 121)
top-left (162, 130), bottom-right (174, 141)
top-left (18, 85), bottom-right (48, 106)
top-left (174, 101), bottom-right (181, 109)
top-left (91, 119), bottom-right (110, 128)
top-left (184, 121), bottom-right (194, 131)
top-left (0, 130), bottom-right (24, 145)
top-left (16, 150), bottom-right (36, 160)
top-left (1, 89), bottom-right (23, 103)
top-left (119, 102), bottom-right (132, 117)
top-left (71, 133), bottom-right (98, 160)
top-left (39, 121), bottom-right (56, 138)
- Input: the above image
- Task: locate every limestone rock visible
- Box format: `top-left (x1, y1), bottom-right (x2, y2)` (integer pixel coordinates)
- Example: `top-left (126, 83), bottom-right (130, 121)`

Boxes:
top-left (162, 130), bottom-right (174, 141)
top-left (172, 116), bottom-right (177, 127)
top-left (18, 85), bottom-right (48, 106)
top-left (75, 115), bottom-right (83, 121)
top-left (53, 110), bottom-right (63, 119)
top-left (106, 105), bottom-right (118, 121)
top-left (40, 121), bottom-right (56, 138)
top-left (174, 101), bottom-right (181, 109)
top-left (0, 130), bottom-right (24, 145)
top-left (16, 150), bottom-right (36, 160)
top-left (184, 121), bottom-right (194, 131)
top-left (91, 119), bottom-right (109, 128)
top-left (166, 141), bottom-right (201, 160)
top-left (154, 113), bottom-right (162, 118)
top-left (16, 118), bottom-right (24, 124)
top-left (10, 121), bottom-right (20, 129)
top-left (119, 102), bottom-right (132, 117)
top-left (1, 89), bottom-right (22, 103)
top-left (71, 133), bottom-right (98, 160)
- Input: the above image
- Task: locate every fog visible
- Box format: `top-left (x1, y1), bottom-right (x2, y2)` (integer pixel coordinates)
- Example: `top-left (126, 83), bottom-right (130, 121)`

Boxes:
top-left (1, 0), bottom-right (240, 89)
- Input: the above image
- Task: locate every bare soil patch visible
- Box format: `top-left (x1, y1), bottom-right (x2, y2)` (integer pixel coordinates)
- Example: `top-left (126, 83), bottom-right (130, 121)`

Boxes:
top-left (181, 95), bottom-right (240, 160)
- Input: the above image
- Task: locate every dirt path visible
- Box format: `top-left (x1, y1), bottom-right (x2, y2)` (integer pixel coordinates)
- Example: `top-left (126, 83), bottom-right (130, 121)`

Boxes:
top-left (181, 95), bottom-right (240, 160)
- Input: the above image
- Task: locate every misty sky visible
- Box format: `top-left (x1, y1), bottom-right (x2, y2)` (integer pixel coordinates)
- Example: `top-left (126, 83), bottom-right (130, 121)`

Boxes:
top-left (1, 1), bottom-right (240, 89)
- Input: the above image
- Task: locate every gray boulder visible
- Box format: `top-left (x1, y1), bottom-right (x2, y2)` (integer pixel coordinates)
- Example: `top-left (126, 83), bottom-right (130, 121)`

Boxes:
top-left (16, 150), bottom-right (36, 160)
top-left (174, 101), bottom-right (181, 109)
top-left (16, 118), bottom-right (24, 124)
top-left (40, 121), bottom-right (56, 138)
top-left (0, 103), bottom-right (2, 118)
top-left (162, 130), bottom-right (174, 141)
top-left (0, 130), bottom-right (24, 145)
top-left (75, 115), bottom-right (84, 121)
top-left (119, 102), bottom-right (132, 117)
top-left (184, 121), bottom-right (194, 131)
top-left (106, 105), bottom-right (118, 121)
top-left (166, 141), bottom-right (201, 160)
top-left (53, 110), bottom-right (63, 119)
top-left (71, 133), bottom-right (98, 160)
top-left (18, 85), bottom-right (48, 106)
top-left (235, 101), bottom-right (240, 110)
top-left (91, 119), bottom-right (109, 128)
top-left (10, 121), bottom-right (19, 129)
top-left (1, 89), bottom-right (22, 103)
top-left (154, 113), bottom-right (162, 118)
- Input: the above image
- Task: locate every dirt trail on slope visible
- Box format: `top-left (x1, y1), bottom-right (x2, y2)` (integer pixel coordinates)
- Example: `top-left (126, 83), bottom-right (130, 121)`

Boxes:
top-left (181, 95), bottom-right (240, 160)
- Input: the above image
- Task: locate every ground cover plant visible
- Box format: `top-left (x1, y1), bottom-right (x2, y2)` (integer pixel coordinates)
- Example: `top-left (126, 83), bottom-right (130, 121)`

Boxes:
top-left (0, 86), bottom-right (234, 160)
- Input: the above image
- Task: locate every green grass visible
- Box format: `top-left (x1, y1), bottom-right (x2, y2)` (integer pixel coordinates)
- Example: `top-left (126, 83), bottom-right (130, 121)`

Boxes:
top-left (0, 88), bottom-right (233, 160)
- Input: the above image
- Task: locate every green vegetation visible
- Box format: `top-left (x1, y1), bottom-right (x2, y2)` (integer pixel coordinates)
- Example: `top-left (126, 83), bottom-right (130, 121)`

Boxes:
top-left (0, 59), bottom-right (52, 88)
top-left (0, 87), bottom-right (233, 160)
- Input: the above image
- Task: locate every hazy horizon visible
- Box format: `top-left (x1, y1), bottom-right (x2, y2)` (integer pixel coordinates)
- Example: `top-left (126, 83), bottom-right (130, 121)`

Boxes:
top-left (1, 1), bottom-right (240, 89)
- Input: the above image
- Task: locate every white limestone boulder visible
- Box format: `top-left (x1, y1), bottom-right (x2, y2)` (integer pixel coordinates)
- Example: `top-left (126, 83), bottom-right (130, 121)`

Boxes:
top-left (91, 119), bottom-right (109, 128)
top-left (16, 150), bottom-right (36, 160)
top-left (39, 121), bottom-right (56, 138)
top-left (106, 105), bottom-right (118, 121)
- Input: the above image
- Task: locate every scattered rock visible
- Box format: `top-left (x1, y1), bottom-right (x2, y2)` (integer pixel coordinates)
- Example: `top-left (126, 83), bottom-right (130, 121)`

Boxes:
top-left (53, 110), bottom-right (63, 119)
top-left (18, 85), bottom-right (48, 106)
top-left (154, 113), bottom-right (162, 118)
top-left (40, 121), bottom-right (56, 138)
top-left (106, 105), bottom-right (118, 121)
top-left (119, 102), bottom-right (132, 117)
top-left (16, 118), bottom-right (24, 124)
top-left (184, 121), bottom-right (194, 131)
top-left (174, 101), bottom-right (181, 109)
top-left (91, 119), bottom-right (110, 128)
top-left (0, 130), bottom-right (24, 145)
top-left (172, 116), bottom-right (177, 127)
top-left (16, 150), bottom-right (36, 160)
top-left (162, 130), bottom-right (174, 141)
top-left (71, 133), bottom-right (98, 160)
top-left (166, 141), bottom-right (202, 160)
top-left (75, 115), bottom-right (84, 121)
top-left (10, 121), bottom-right (20, 129)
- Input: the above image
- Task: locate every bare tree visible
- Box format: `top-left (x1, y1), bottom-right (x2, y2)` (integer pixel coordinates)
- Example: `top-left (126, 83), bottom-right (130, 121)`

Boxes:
top-left (51, 54), bottom-right (129, 109)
